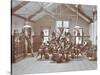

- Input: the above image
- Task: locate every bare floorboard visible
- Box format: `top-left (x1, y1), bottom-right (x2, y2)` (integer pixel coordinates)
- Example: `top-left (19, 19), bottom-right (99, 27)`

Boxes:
top-left (12, 56), bottom-right (97, 75)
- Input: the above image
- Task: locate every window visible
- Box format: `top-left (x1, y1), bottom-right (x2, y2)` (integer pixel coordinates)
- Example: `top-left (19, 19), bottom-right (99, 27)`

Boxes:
top-left (63, 21), bottom-right (69, 28)
top-left (73, 26), bottom-right (83, 44)
top-left (63, 21), bottom-right (69, 32)
top-left (43, 29), bottom-right (49, 43)
top-left (56, 21), bottom-right (62, 28)
top-left (56, 21), bottom-right (69, 33)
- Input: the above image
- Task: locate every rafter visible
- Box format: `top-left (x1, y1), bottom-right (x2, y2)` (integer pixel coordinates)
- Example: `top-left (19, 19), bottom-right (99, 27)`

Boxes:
top-left (28, 7), bottom-right (43, 20)
top-left (13, 13), bottom-right (36, 23)
top-left (28, 7), bottom-right (57, 21)
top-left (65, 5), bottom-right (93, 23)
top-left (12, 1), bottom-right (29, 13)
top-left (36, 3), bottom-right (57, 20)
top-left (43, 8), bottom-right (57, 19)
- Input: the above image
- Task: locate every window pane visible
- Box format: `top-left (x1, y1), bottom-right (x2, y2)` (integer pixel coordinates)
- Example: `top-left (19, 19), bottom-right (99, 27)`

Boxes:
top-left (56, 21), bottom-right (62, 27)
top-left (44, 37), bottom-right (49, 43)
top-left (43, 29), bottom-right (49, 36)
top-left (76, 37), bottom-right (79, 44)
top-left (63, 21), bottom-right (69, 28)
top-left (64, 28), bottom-right (69, 32)
top-left (79, 29), bottom-right (82, 36)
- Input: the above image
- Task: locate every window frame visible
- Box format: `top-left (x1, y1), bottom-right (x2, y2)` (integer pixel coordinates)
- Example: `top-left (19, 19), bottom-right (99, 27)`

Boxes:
top-left (43, 29), bottom-right (49, 43)
top-left (56, 20), bottom-right (69, 32)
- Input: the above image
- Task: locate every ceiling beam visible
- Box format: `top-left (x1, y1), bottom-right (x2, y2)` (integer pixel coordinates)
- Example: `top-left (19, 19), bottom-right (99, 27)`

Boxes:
top-left (43, 8), bottom-right (57, 19)
top-left (28, 7), bottom-right (43, 20)
top-left (28, 7), bottom-right (57, 21)
top-left (37, 3), bottom-right (58, 20)
top-left (12, 1), bottom-right (29, 13)
top-left (78, 8), bottom-right (93, 23)
top-left (12, 13), bottom-right (36, 23)
top-left (13, 13), bottom-right (26, 20)
top-left (65, 5), bottom-right (93, 23)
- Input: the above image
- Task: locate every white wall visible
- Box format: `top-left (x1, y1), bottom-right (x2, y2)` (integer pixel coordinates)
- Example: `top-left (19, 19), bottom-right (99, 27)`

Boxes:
top-left (89, 20), bottom-right (97, 45)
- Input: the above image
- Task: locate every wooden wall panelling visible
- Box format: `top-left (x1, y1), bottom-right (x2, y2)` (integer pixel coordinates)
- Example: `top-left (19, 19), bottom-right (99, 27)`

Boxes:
top-left (12, 32), bottom-right (26, 63)
top-left (33, 35), bottom-right (42, 52)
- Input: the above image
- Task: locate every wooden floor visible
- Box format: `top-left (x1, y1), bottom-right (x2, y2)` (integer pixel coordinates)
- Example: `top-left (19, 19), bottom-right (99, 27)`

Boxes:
top-left (12, 56), bottom-right (97, 75)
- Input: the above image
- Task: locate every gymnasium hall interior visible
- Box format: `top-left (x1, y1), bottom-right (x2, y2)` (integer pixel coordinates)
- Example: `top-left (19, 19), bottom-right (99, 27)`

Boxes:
top-left (11, 0), bottom-right (97, 75)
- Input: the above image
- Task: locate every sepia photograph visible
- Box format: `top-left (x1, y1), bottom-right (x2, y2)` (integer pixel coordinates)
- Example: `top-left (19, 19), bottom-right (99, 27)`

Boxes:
top-left (11, 0), bottom-right (97, 75)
